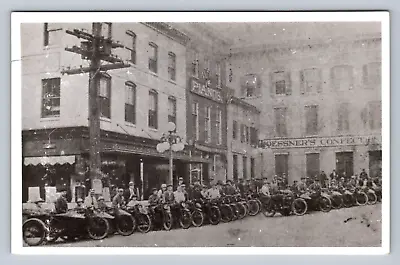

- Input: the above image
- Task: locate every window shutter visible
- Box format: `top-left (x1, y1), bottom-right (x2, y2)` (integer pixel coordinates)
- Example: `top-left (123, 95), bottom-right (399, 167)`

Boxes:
top-left (285, 71), bottom-right (292, 95)
top-left (300, 70), bottom-right (305, 94)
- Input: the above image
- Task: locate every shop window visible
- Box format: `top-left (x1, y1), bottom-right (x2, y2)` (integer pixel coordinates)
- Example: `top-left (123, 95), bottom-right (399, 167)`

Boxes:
top-left (126, 30), bottom-right (137, 64)
top-left (125, 81), bottom-right (136, 124)
top-left (41, 77), bottom-right (61, 118)
top-left (275, 154), bottom-right (288, 177)
top-left (305, 105), bottom-right (318, 135)
top-left (99, 74), bottom-right (111, 119)
top-left (148, 90), bottom-right (158, 129)
top-left (148, 42), bottom-right (158, 73)
top-left (274, 107), bottom-right (287, 137)
top-left (331, 65), bottom-right (354, 91)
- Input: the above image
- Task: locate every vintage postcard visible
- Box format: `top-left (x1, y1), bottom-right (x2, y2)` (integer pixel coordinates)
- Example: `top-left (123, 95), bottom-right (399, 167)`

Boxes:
top-left (11, 11), bottom-right (390, 255)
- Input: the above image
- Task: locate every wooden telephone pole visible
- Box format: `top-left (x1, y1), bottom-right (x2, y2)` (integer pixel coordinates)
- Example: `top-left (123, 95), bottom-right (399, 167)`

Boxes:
top-left (62, 22), bottom-right (130, 194)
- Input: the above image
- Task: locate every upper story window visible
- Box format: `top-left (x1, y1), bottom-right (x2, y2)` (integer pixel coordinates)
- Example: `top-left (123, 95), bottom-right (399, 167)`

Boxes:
top-left (250, 127), bottom-right (258, 146)
top-left (305, 105), bottom-right (319, 135)
top-left (216, 108), bottom-right (222, 145)
top-left (363, 62), bottom-right (381, 89)
top-left (148, 42), bottom-right (158, 74)
top-left (337, 102), bottom-right (350, 133)
top-left (192, 51), bottom-right (199, 78)
top-left (168, 52), bottom-right (176, 81)
top-left (215, 62), bottom-right (222, 88)
top-left (272, 71), bottom-right (291, 95)
top-left (43, 23), bottom-right (62, 47)
top-left (241, 74), bottom-right (261, 98)
top-left (331, 65), bottom-right (354, 91)
top-left (205, 106), bottom-right (211, 142)
top-left (274, 107), bottom-right (287, 137)
top-left (232, 120), bottom-right (238, 140)
top-left (126, 30), bottom-right (137, 64)
top-left (168, 96), bottom-right (177, 125)
top-left (101, 23), bottom-right (112, 38)
top-left (99, 74), bottom-right (111, 119)
top-left (300, 68), bottom-right (322, 93)
top-left (192, 102), bottom-right (199, 141)
top-left (148, 90), bottom-right (158, 129)
top-left (367, 101), bottom-right (382, 130)
top-left (41, 78), bottom-right (61, 118)
top-left (125, 81), bottom-right (136, 124)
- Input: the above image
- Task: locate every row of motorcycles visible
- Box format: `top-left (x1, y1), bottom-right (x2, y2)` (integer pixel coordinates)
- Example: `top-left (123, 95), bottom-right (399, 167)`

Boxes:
top-left (22, 184), bottom-right (381, 247)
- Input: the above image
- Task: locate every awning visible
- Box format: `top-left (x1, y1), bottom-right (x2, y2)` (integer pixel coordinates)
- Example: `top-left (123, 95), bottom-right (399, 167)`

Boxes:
top-left (24, 156), bottom-right (76, 166)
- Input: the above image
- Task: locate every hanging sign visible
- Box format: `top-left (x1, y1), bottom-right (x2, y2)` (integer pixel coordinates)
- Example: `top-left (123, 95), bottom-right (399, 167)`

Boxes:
top-left (190, 79), bottom-right (223, 103)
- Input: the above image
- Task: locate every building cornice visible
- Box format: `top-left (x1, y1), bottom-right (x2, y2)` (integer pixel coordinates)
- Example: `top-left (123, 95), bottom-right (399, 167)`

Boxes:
top-left (142, 22), bottom-right (190, 46)
top-left (229, 96), bottom-right (261, 114)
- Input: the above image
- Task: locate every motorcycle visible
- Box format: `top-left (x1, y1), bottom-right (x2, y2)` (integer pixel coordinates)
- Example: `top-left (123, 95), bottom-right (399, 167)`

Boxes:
top-left (325, 188), bottom-right (344, 209)
top-left (126, 203), bottom-right (152, 233)
top-left (299, 189), bottom-right (332, 213)
top-left (102, 206), bottom-right (136, 236)
top-left (202, 198), bottom-right (221, 225)
top-left (150, 203), bottom-right (173, 231)
top-left (362, 186), bottom-right (378, 205)
top-left (171, 201), bottom-right (192, 229)
top-left (187, 199), bottom-right (205, 227)
top-left (342, 187), bottom-right (368, 207)
top-left (216, 197), bottom-right (234, 223)
top-left (244, 193), bottom-right (261, 216)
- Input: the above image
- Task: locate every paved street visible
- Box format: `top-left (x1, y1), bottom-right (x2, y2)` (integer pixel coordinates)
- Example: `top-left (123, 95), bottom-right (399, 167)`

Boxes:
top-left (48, 204), bottom-right (382, 247)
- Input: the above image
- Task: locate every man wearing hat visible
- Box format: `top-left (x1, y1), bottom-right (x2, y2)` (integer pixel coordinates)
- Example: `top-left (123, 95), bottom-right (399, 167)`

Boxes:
top-left (164, 184), bottom-right (175, 204)
top-left (224, 180), bottom-right (236, 196)
top-left (84, 189), bottom-right (99, 208)
top-left (55, 189), bottom-right (68, 214)
top-left (148, 188), bottom-right (160, 206)
top-left (75, 198), bottom-right (85, 210)
top-left (157, 184), bottom-right (167, 198)
top-left (200, 185), bottom-right (210, 199)
top-left (112, 188), bottom-right (126, 210)
top-left (297, 177), bottom-right (308, 193)
top-left (124, 181), bottom-right (137, 204)
top-left (174, 184), bottom-right (187, 204)
top-left (97, 196), bottom-right (108, 210)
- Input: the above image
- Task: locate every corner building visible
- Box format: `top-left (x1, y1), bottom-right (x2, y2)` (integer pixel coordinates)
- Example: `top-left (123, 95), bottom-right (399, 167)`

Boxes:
top-left (226, 34), bottom-right (382, 183)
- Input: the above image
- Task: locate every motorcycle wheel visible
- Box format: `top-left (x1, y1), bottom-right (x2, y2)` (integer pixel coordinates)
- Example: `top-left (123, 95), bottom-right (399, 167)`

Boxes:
top-left (87, 216), bottom-right (109, 240)
top-left (22, 218), bottom-right (47, 246)
top-left (356, 192), bottom-right (368, 206)
top-left (330, 195), bottom-right (343, 209)
top-left (236, 203), bottom-right (247, 219)
top-left (255, 199), bottom-right (262, 214)
top-left (319, 196), bottom-right (332, 212)
top-left (230, 205), bottom-right (238, 221)
top-left (261, 200), bottom-right (276, 217)
top-left (179, 209), bottom-right (192, 229)
top-left (116, 215), bottom-right (136, 236)
top-left (291, 198), bottom-right (308, 216)
top-left (137, 214), bottom-right (152, 233)
top-left (280, 207), bottom-right (292, 216)
top-left (191, 210), bottom-right (204, 227)
top-left (343, 194), bottom-right (354, 208)
top-left (208, 206), bottom-right (221, 225)
top-left (163, 212), bottom-right (173, 231)
top-left (248, 200), bottom-right (260, 216)
top-left (367, 192), bottom-right (377, 205)
top-left (220, 204), bottom-right (233, 223)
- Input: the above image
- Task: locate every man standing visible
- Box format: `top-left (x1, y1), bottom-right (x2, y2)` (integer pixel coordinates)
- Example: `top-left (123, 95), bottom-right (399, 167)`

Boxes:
top-left (55, 189), bottom-right (68, 214)
top-left (297, 177), bottom-right (308, 193)
top-left (112, 188), bottom-right (125, 209)
top-left (124, 181), bottom-right (136, 204)
top-left (174, 185), bottom-right (187, 204)
top-left (84, 189), bottom-right (98, 208)
top-left (319, 171), bottom-right (328, 188)
top-left (330, 170), bottom-right (338, 181)
top-left (360, 169), bottom-right (368, 180)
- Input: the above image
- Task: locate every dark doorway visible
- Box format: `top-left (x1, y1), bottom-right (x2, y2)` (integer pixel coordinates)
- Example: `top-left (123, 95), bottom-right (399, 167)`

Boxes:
top-left (275, 154), bottom-right (289, 178)
top-left (336, 152), bottom-right (354, 178)
top-left (369, 150), bottom-right (382, 178)
top-left (306, 153), bottom-right (320, 179)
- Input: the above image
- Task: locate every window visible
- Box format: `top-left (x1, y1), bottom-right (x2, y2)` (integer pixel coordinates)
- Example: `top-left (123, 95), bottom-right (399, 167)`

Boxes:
top-left (363, 62), bottom-right (381, 89)
top-left (99, 74), bottom-right (111, 119)
top-left (125, 82), bottom-right (136, 124)
top-left (331, 65), bottom-right (354, 91)
top-left (305, 105), bottom-right (318, 135)
top-left (43, 23), bottom-right (62, 46)
top-left (232, 120), bottom-right (238, 139)
top-left (241, 74), bottom-right (261, 97)
top-left (126, 31), bottom-right (136, 64)
top-left (216, 62), bottom-right (222, 88)
top-left (275, 154), bottom-right (289, 177)
top-left (246, 126), bottom-right (250, 144)
top-left (148, 42), bottom-right (158, 73)
top-left (168, 52), bottom-right (176, 81)
top-left (301, 68), bottom-right (322, 93)
top-left (192, 51), bottom-right (199, 77)
top-left (240, 124), bottom-right (246, 143)
top-left (243, 156), bottom-right (248, 179)
top-left (192, 102), bottom-right (199, 140)
top-left (251, 158), bottom-right (255, 179)
top-left (274, 107), bottom-right (287, 137)
top-left (41, 78), bottom-right (61, 117)
top-left (168, 96), bottom-right (177, 125)
top-left (101, 23), bottom-right (112, 38)
top-left (216, 108), bottom-right (222, 144)
top-left (250, 127), bottom-right (258, 146)
top-left (205, 107), bottom-right (211, 142)
top-left (272, 71), bottom-right (291, 95)
top-left (306, 153), bottom-right (320, 179)
top-left (337, 102), bottom-right (350, 132)
top-left (233, 155), bottom-right (238, 182)
top-left (368, 101), bottom-right (382, 130)
top-left (148, 90), bottom-right (158, 129)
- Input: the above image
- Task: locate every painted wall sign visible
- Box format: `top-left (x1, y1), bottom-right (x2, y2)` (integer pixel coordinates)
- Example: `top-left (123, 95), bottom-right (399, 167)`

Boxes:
top-left (259, 135), bottom-right (381, 149)
top-left (190, 79), bottom-right (223, 103)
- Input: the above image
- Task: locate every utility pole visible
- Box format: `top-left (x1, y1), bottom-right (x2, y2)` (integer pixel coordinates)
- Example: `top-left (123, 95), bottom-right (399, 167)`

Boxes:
top-left (62, 22), bottom-right (130, 195)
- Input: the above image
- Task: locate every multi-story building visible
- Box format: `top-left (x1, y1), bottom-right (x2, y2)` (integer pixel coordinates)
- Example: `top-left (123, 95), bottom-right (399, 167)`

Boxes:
top-left (226, 90), bottom-right (261, 182)
top-left (226, 34), bottom-right (382, 184)
top-left (175, 23), bottom-right (229, 184)
top-left (21, 22), bottom-right (201, 202)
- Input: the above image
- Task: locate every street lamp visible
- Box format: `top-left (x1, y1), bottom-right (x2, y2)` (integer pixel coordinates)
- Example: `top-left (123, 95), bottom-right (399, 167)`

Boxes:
top-left (156, 122), bottom-right (185, 186)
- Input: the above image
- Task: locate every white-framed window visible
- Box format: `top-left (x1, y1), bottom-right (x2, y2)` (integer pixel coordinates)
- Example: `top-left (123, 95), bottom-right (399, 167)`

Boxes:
top-left (205, 106), bottom-right (211, 142)
top-left (337, 102), bottom-right (350, 132)
top-left (305, 105), bottom-right (319, 135)
top-left (168, 52), bottom-right (176, 81)
top-left (274, 107), bottom-right (287, 137)
top-left (367, 101), bottom-right (382, 130)
top-left (216, 108), bottom-right (222, 144)
top-left (148, 90), bottom-right (158, 129)
top-left (126, 30), bottom-right (136, 64)
top-left (331, 65), bottom-right (354, 91)
top-left (99, 74), bottom-right (111, 119)
top-left (41, 77), bottom-right (61, 117)
top-left (363, 62), bottom-right (381, 89)
top-left (272, 71), bottom-right (291, 95)
top-left (125, 81), bottom-right (136, 124)
top-left (301, 68), bottom-right (322, 93)
top-left (192, 102), bottom-right (199, 140)
top-left (148, 42), bottom-right (158, 73)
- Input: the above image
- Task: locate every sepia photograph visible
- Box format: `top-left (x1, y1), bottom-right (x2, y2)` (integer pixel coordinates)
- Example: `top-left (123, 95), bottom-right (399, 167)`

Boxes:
top-left (11, 12), bottom-right (390, 255)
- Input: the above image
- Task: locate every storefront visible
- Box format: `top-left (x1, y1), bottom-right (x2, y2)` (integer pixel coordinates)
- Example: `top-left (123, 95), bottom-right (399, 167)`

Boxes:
top-left (259, 134), bottom-right (382, 183)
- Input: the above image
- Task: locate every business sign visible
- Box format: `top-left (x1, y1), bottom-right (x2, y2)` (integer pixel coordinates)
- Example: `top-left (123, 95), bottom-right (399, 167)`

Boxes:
top-left (190, 79), bottom-right (223, 103)
top-left (259, 135), bottom-right (381, 149)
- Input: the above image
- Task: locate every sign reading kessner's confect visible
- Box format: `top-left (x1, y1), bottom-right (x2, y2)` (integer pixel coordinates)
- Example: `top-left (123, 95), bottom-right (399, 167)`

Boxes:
top-left (191, 79), bottom-right (223, 103)
top-left (259, 135), bottom-right (381, 149)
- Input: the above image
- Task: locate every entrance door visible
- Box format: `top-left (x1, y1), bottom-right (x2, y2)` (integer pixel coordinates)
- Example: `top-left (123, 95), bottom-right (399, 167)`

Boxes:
top-left (306, 153), bottom-right (320, 179)
top-left (275, 154), bottom-right (289, 178)
top-left (369, 150), bottom-right (382, 178)
top-left (336, 152), bottom-right (354, 178)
